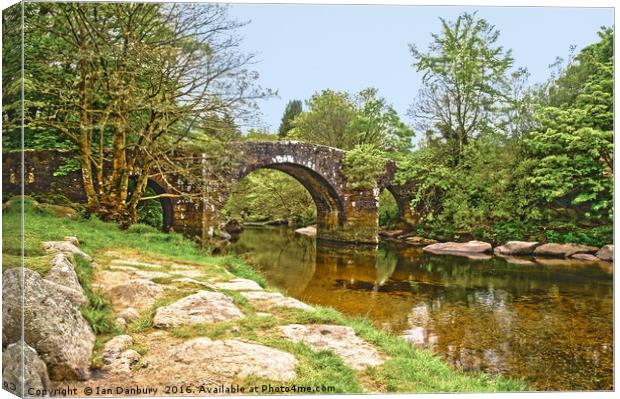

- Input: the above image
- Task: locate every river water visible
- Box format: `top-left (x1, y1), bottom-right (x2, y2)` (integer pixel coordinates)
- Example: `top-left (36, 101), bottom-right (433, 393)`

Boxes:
top-left (228, 226), bottom-right (613, 391)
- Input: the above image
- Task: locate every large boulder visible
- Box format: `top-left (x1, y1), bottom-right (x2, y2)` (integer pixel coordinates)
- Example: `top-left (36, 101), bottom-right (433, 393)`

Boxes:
top-left (494, 241), bottom-right (539, 256)
top-left (423, 240), bottom-right (492, 255)
top-left (2, 340), bottom-right (52, 397)
top-left (2, 268), bottom-right (95, 380)
top-left (44, 253), bottom-right (88, 306)
top-left (153, 291), bottom-right (244, 328)
top-left (533, 243), bottom-right (598, 258)
top-left (596, 245), bottom-right (613, 262)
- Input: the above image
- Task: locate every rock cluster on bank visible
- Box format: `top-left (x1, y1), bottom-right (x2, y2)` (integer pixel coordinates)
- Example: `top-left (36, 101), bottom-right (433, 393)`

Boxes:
top-left (2, 238), bottom-right (96, 396)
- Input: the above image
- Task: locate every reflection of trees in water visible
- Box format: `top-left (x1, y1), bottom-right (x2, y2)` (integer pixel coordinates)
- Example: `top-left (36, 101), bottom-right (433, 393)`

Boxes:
top-left (230, 229), bottom-right (613, 390)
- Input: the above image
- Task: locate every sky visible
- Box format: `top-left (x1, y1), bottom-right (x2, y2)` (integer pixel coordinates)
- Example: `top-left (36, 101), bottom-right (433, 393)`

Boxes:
top-left (226, 3), bottom-right (614, 132)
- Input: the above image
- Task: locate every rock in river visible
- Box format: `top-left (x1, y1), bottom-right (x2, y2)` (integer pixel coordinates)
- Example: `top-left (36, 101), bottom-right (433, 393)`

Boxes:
top-left (494, 241), bottom-right (539, 256)
top-left (533, 243), bottom-right (598, 258)
top-left (596, 245), bottom-right (613, 262)
top-left (423, 240), bottom-right (492, 255)
top-left (295, 225), bottom-right (316, 237)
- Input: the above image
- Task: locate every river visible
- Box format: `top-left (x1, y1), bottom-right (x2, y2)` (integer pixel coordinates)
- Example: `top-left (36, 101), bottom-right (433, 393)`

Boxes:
top-left (228, 226), bottom-right (613, 391)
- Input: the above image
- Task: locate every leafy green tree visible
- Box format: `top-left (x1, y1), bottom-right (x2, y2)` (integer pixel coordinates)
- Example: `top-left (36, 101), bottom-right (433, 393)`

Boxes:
top-left (4, 3), bottom-right (269, 226)
top-left (522, 27), bottom-right (613, 224)
top-left (288, 89), bottom-right (356, 149)
top-left (409, 12), bottom-right (518, 164)
top-left (278, 100), bottom-right (302, 138)
top-left (289, 88), bottom-right (413, 152)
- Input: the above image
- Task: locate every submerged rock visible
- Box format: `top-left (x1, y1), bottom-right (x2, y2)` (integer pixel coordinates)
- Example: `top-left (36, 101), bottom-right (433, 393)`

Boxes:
top-left (596, 245), bottom-right (613, 262)
top-left (423, 240), bottom-right (492, 255)
top-left (171, 337), bottom-right (297, 381)
top-left (494, 241), bottom-right (539, 256)
top-left (295, 225), bottom-right (317, 237)
top-left (279, 324), bottom-right (383, 370)
top-left (570, 253), bottom-right (601, 262)
top-left (3, 268), bottom-right (94, 381)
top-left (153, 291), bottom-right (244, 327)
top-left (2, 340), bottom-right (52, 397)
top-left (533, 243), bottom-right (598, 258)
top-left (403, 236), bottom-right (438, 246)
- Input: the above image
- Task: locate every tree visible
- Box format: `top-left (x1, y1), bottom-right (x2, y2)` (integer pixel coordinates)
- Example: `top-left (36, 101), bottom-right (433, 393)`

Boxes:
top-left (522, 27), bottom-right (613, 224)
top-left (7, 3), bottom-right (270, 225)
top-left (277, 100), bottom-right (302, 138)
top-left (288, 88), bottom-right (413, 152)
top-left (288, 89), bottom-right (356, 149)
top-left (409, 12), bottom-right (518, 164)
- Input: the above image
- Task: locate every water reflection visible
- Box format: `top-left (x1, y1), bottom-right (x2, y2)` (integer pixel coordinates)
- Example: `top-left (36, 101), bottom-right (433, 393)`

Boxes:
top-left (229, 227), bottom-right (613, 391)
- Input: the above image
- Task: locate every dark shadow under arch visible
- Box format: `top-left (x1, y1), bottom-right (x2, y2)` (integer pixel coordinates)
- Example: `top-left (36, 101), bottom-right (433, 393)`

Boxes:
top-left (146, 179), bottom-right (174, 233)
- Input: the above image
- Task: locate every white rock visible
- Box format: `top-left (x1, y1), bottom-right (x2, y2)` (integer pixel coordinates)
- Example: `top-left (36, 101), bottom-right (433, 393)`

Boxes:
top-left (153, 291), bottom-right (244, 327)
top-left (279, 324), bottom-right (383, 370)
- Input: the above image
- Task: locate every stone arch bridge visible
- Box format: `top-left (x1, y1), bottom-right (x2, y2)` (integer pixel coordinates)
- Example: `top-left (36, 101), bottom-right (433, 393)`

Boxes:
top-left (3, 142), bottom-right (418, 244)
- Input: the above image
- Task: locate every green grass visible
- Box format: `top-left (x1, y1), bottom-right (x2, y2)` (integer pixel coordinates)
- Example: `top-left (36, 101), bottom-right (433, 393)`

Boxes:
top-left (2, 196), bottom-right (527, 393)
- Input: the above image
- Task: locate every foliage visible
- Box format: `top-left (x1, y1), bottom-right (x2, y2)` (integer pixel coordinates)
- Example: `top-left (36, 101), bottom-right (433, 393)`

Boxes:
top-left (289, 88), bottom-right (414, 152)
top-left (409, 12), bottom-right (519, 165)
top-left (3, 3), bottom-right (270, 227)
top-left (342, 144), bottom-right (387, 190)
top-left (223, 169), bottom-right (316, 226)
top-left (399, 20), bottom-right (613, 245)
top-left (379, 190), bottom-right (400, 229)
top-left (278, 100), bottom-right (303, 138)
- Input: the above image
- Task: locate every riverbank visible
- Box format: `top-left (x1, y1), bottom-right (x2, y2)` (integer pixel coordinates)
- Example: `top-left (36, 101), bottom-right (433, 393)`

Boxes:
top-left (2, 197), bottom-right (525, 394)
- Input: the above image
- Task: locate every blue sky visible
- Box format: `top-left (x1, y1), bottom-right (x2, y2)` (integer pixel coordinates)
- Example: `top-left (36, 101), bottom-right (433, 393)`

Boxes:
top-left (227, 4), bottom-right (614, 132)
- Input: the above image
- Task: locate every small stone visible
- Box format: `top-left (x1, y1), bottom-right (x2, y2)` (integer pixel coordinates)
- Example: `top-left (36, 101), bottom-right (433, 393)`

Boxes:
top-left (295, 225), bottom-right (316, 237)
top-left (100, 335), bottom-right (142, 374)
top-left (115, 317), bottom-right (127, 329)
top-left (119, 307), bottom-right (141, 322)
top-left (105, 278), bottom-right (165, 312)
top-left (240, 291), bottom-right (313, 311)
top-left (63, 236), bottom-right (80, 246)
top-left (379, 229), bottom-right (404, 238)
top-left (153, 291), bottom-right (244, 327)
top-left (404, 236), bottom-right (438, 246)
top-left (279, 324), bottom-right (383, 370)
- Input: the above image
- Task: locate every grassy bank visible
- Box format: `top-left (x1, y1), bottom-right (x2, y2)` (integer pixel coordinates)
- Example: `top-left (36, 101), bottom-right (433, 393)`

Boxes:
top-left (2, 196), bottom-right (526, 393)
